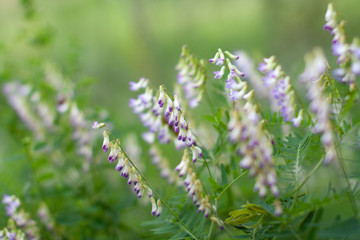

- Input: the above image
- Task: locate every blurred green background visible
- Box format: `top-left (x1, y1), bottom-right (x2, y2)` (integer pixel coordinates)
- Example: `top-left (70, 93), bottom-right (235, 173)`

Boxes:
top-left (1, 0), bottom-right (360, 238)
top-left (1, 0), bottom-right (360, 126)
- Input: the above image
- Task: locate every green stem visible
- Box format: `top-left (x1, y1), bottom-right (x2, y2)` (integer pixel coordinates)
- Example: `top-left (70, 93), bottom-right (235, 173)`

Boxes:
top-left (24, 142), bottom-right (59, 233)
top-left (204, 88), bottom-right (216, 115)
top-left (335, 146), bottom-right (358, 217)
top-left (207, 171), bottom-right (248, 239)
top-left (216, 171), bottom-right (247, 201)
top-left (292, 157), bottom-right (324, 194)
top-left (207, 215), bottom-right (215, 240)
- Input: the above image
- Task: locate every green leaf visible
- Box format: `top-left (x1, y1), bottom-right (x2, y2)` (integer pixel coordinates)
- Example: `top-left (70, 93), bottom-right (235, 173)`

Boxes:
top-left (203, 115), bottom-right (218, 124)
top-left (208, 176), bottom-right (220, 194)
top-left (221, 164), bottom-right (228, 185)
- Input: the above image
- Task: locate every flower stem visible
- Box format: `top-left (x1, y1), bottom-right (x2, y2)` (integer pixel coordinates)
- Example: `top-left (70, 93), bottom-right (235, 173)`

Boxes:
top-left (216, 171), bottom-right (247, 201)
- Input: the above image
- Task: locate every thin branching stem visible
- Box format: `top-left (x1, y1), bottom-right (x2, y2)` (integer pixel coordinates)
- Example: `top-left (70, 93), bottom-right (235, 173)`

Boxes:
top-left (216, 171), bottom-right (247, 202)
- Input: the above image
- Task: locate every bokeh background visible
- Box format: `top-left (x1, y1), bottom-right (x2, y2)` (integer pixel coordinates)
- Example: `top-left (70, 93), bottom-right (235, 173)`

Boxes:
top-left (1, 0), bottom-right (360, 238)
top-left (1, 0), bottom-right (359, 124)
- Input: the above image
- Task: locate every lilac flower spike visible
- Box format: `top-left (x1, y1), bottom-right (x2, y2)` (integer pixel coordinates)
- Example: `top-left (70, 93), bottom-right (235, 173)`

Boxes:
top-left (258, 56), bottom-right (302, 125)
top-left (2, 194), bottom-right (20, 216)
top-left (175, 150), bottom-right (223, 229)
top-left (210, 49), bottom-right (249, 102)
top-left (323, 3), bottom-right (360, 90)
top-left (299, 48), bottom-right (336, 165)
top-left (176, 45), bottom-right (207, 108)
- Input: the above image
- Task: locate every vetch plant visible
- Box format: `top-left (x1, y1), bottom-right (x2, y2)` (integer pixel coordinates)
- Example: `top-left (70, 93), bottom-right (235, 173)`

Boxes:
top-left (2, 2), bottom-right (360, 240)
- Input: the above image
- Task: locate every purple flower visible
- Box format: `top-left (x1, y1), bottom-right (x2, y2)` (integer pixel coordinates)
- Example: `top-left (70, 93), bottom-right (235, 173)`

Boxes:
top-left (129, 78), bottom-right (148, 91)
top-left (2, 194), bottom-right (20, 216)
top-left (213, 71), bottom-right (223, 79)
top-left (216, 58), bottom-right (224, 66)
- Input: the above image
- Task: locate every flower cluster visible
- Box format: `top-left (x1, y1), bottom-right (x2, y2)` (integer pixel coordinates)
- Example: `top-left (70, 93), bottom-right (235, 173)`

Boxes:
top-left (175, 149), bottom-right (224, 229)
top-left (129, 78), bottom-right (203, 162)
top-left (2, 195), bottom-right (39, 240)
top-left (157, 86), bottom-right (203, 161)
top-left (175, 45), bottom-right (207, 109)
top-left (324, 3), bottom-right (360, 90)
top-left (92, 124), bottom-right (162, 217)
top-left (299, 48), bottom-right (336, 165)
top-left (3, 82), bottom-right (52, 140)
top-left (233, 50), bottom-right (270, 100)
top-left (258, 56), bottom-right (303, 126)
top-left (44, 63), bottom-right (74, 113)
top-left (149, 145), bottom-right (181, 185)
top-left (37, 203), bottom-right (55, 231)
top-left (0, 228), bottom-right (26, 240)
top-left (228, 101), bottom-right (282, 215)
top-left (71, 103), bottom-right (95, 171)
top-left (129, 78), bottom-right (171, 144)
top-left (210, 49), bottom-right (282, 215)
top-left (209, 48), bottom-right (249, 101)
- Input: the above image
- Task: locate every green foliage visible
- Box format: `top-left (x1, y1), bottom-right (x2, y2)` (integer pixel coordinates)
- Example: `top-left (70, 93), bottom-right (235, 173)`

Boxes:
top-left (1, 1), bottom-right (360, 240)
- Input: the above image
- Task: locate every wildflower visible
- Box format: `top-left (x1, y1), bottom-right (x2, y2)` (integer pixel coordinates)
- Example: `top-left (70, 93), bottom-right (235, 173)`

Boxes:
top-left (291, 109), bottom-right (304, 127)
top-left (176, 45), bottom-right (207, 108)
top-left (210, 216), bottom-right (224, 230)
top-left (299, 48), bottom-right (336, 165)
top-left (258, 56), bottom-right (302, 124)
top-left (108, 140), bottom-right (121, 163)
top-left (3, 82), bottom-right (45, 140)
top-left (129, 77), bottom-right (148, 91)
top-left (2, 195), bottom-right (20, 216)
top-left (156, 199), bottom-right (162, 217)
top-left (214, 66), bottom-right (225, 79)
top-left (102, 131), bottom-right (110, 152)
top-left (2, 194), bottom-right (39, 240)
top-left (150, 197), bottom-right (157, 216)
top-left (323, 3), bottom-right (359, 90)
top-left (93, 126), bottom-right (161, 217)
top-left (174, 150), bottom-right (222, 227)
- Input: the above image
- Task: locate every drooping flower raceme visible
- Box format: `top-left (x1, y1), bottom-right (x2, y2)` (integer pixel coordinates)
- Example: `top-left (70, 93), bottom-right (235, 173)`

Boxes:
top-left (175, 149), bottom-right (224, 230)
top-left (175, 45), bottom-right (207, 109)
top-left (323, 3), bottom-right (359, 90)
top-left (129, 78), bottom-right (203, 163)
top-left (92, 123), bottom-right (162, 217)
top-left (299, 48), bottom-right (336, 165)
top-left (258, 56), bottom-right (303, 127)
top-left (129, 79), bottom-right (171, 145)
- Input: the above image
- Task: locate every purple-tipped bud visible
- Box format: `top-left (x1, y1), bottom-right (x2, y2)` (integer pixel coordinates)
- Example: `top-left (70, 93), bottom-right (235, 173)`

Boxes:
top-left (92, 121), bottom-right (105, 129)
top-left (173, 95), bottom-right (180, 110)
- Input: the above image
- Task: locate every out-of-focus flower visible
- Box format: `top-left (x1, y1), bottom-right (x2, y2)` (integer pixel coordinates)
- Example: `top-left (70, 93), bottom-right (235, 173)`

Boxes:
top-left (324, 3), bottom-right (359, 90)
top-left (175, 45), bottom-right (207, 109)
top-left (258, 56), bottom-right (302, 126)
top-left (299, 48), bottom-right (336, 165)
top-left (2, 195), bottom-right (39, 240)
